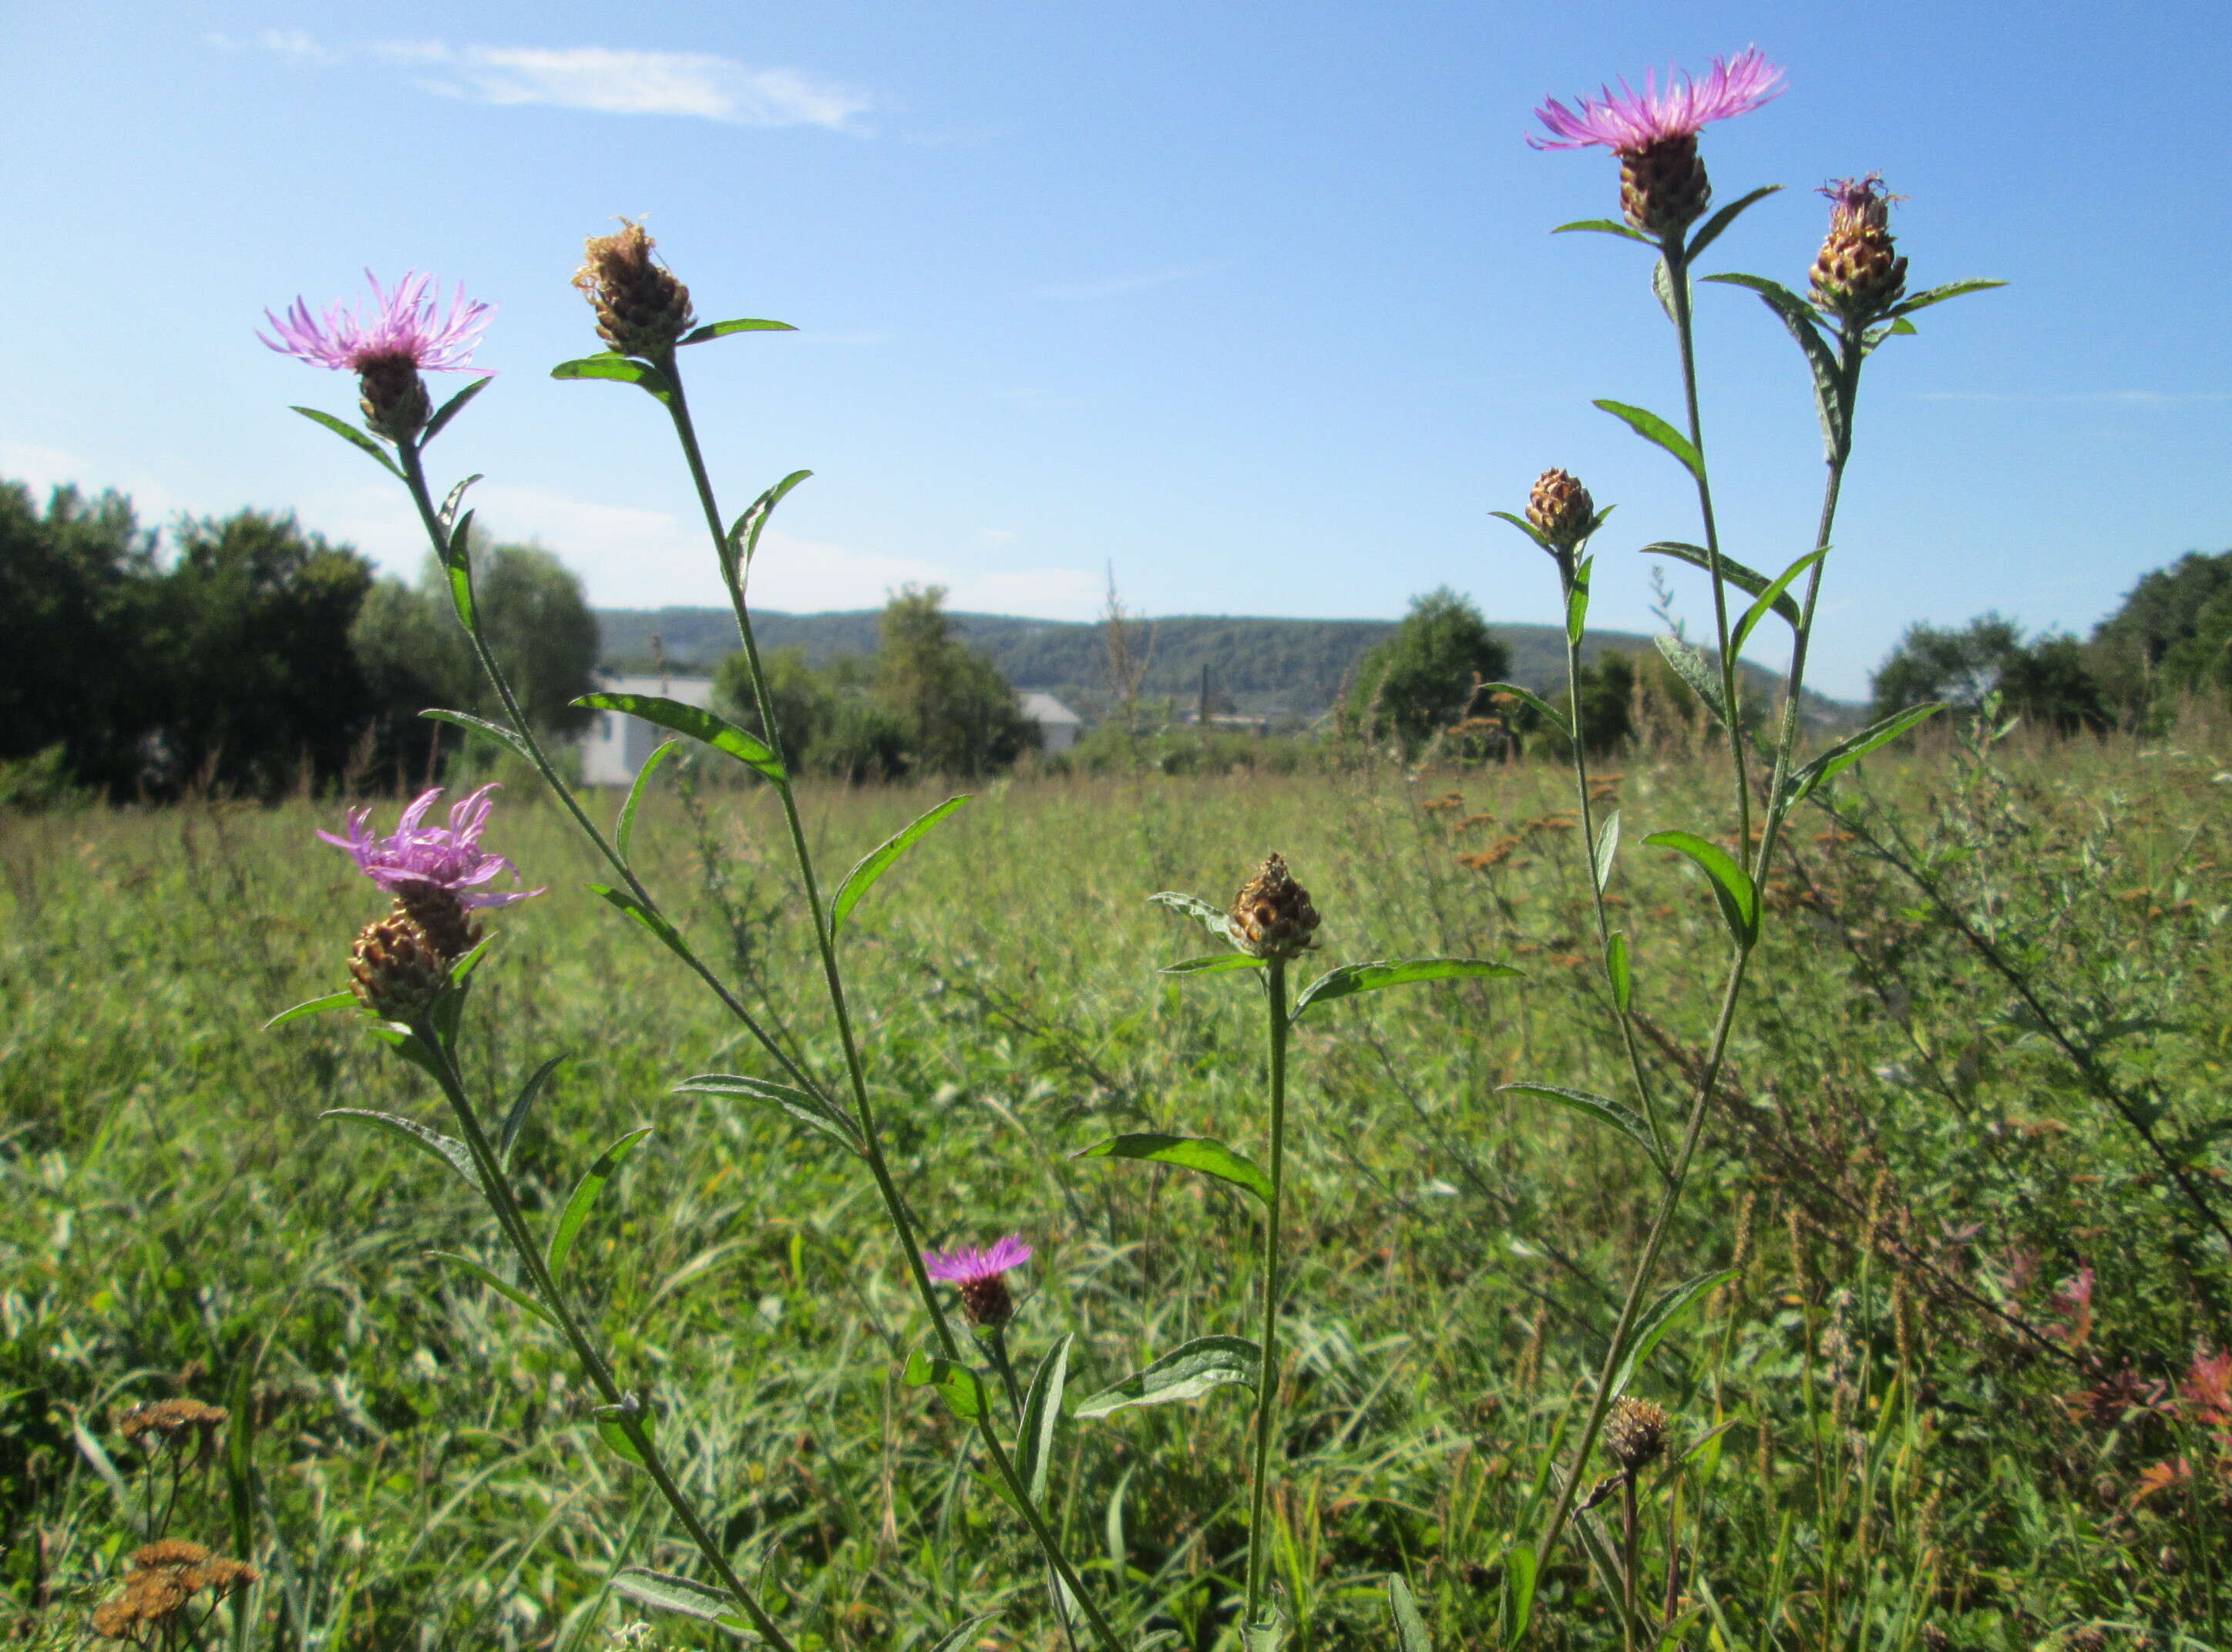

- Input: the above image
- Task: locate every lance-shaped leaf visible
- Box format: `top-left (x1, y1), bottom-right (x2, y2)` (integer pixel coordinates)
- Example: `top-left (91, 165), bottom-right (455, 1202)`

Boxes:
top-left (614, 737), bottom-right (683, 866)
top-left (611, 1569), bottom-right (753, 1640)
top-left (593, 1402), bottom-right (652, 1467)
top-left (1592, 810), bottom-right (1621, 894)
top-left (1076, 1133), bottom-right (1272, 1204)
top-left (1017, 1333), bottom-right (1073, 1500)
top-left (1605, 931), bottom-right (1632, 1013)
top-left (1704, 273), bottom-right (1849, 461)
top-left (1489, 509), bottom-right (1553, 552)
top-left (1498, 1083), bottom-right (1665, 1177)
top-left (1639, 541), bottom-right (1801, 630)
top-left (1884, 277), bottom-right (2007, 320)
top-left (1159, 952), bottom-right (1264, 977)
top-left (679, 317), bottom-right (799, 344)
top-left (1388, 1573), bottom-right (1433, 1652)
top-left (1074, 1335), bottom-right (1261, 1419)
top-left (291, 406), bottom-right (402, 478)
top-left (420, 707), bottom-right (536, 766)
top-left (425, 1251), bottom-right (556, 1326)
top-left (1780, 703), bottom-right (1945, 808)
top-left (904, 1348), bottom-right (990, 1419)
top-left (547, 1126), bottom-right (654, 1279)
top-left (1732, 549), bottom-right (1827, 654)
top-left (574, 693), bottom-right (785, 783)
top-left (1501, 1545), bottom-right (1538, 1647)
top-left (442, 508), bottom-right (478, 627)
top-left (1481, 681), bottom-right (1571, 740)
top-left (831, 794), bottom-right (970, 936)
top-left (1291, 958), bottom-right (1521, 1024)
top-left (550, 352), bottom-right (675, 405)
top-left (1607, 1269), bottom-right (1739, 1398)
top-left (674, 1073), bottom-right (860, 1154)
top-left (500, 1053), bottom-right (568, 1164)
top-left (724, 469), bottom-right (814, 580)
top-left (1651, 257), bottom-right (1686, 328)
top-left (1566, 556), bottom-right (1592, 645)
top-left (1149, 890), bottom-right (1239, 945)
top-left (436, 472), bottom-right (482, 536)
top-left (1593, 399), bottom-right (1702, 481)
top-left (322, 1108), bottom-right (477, 1187)
top-left (1554, 218), bottom-right (1651, 243)
top-left (421, 375), bottom-right (493, 446)
top-left (1645, 830), bottom-right (1759, 947)
top-left (1652, 635), bottom-right (1727, 726)
top-left (264, 991), bottom-right (357, 1030)
top-left (1684, 183), bottom-right (1780, 260)
top-left (589, 884), bottom-right (693, 964)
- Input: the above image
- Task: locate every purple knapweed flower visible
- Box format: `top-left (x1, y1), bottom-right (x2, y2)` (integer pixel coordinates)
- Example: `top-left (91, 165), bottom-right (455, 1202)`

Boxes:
top-left (1528, 47), bottom-right (1783, 155)
top-left (923, 1234), bottom-right (1031, 1328)
top-left (257, 270), bottom-right (493, 376)
top-left (320, 784), bottom-right (542, 910)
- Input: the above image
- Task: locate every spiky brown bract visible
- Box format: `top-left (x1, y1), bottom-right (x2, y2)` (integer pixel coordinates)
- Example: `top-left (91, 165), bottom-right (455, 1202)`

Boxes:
top-left (1229, 852), bottom-right (1322, 960)
top-left (1605, 1396), bottom-right (1670, 1474)
top-left (1810, 176), bottom-right (1909, 324)
top-left (1621, 135), bottom-right (1712, 240)
top-left (574, 220), bottom-right (697, 357)
top-left (1527, 468), bottom-right (1596, 554)
top-left (394, 883), bottom-right (483, 965)
top-left (348, 907), bottom-right (449, 1019)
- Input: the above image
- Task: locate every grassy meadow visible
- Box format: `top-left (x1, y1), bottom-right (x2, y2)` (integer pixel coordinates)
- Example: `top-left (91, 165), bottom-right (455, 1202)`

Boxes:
top-left (4, 732), bottom-right (2230, 1649)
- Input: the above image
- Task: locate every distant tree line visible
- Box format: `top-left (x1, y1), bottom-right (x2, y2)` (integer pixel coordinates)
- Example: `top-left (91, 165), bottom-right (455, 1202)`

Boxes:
top-left (0, 478), bottom-right (597, 798)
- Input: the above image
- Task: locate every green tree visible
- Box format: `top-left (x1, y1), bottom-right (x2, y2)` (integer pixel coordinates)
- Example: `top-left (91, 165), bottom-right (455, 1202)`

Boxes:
top-left (873, 586), bottom-right (1037, 777)
top-left (1346, 588), bottom-right (1510, 752)
top-left (1871, 613), bottom-right (2106, 735)
top-left (2086, 549), bottom-right (2232, 725)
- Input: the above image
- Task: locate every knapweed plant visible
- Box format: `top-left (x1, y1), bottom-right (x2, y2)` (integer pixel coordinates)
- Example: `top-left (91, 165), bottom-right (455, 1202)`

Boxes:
top-left (253, 45), bottom-right (2002, 1645)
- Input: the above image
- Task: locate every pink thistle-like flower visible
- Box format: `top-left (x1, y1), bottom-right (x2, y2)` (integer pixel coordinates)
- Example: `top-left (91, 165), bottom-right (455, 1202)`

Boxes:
top-left (923, 1234), bottom-right (1031, 1328)
top-left (257, 270), bottom-right (493, 376)
top-left (319, 784), bottom-right (542, 909)
top-left (1529, 48), bottom-right (1783, 155)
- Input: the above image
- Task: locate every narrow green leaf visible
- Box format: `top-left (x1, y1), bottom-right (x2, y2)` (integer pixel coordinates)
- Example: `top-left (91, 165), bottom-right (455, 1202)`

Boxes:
top-left (1291, 958), bottom-right (1521, 1023)
top-left (547, 1127), bottom-right (654, 1280)
top-left (588, 884), bottom-right (694, 962)
top-left (673, 1073), bottom-right (860, 1154)
top-left (290, 406), bottom-right (402, 478)
top-left (1501, 1545), bottom-right (1538, 1647)
top-left (322, 1108), bottom-right (477, 1187)
top-left (448, 933), bottom-right (496, 986)
top-left (679, 317), bottom-right (799, 344)
top-left (1566, 555), bottom-right (1592, 646)
top-left (1481, 681), bottom-right (1571, 740)
top-left (549, 353), bottom-right (675, 404)
top-left (1605, 931), bottom-right (1632, 1013)
top-left (1644, 830), bottom-right (1760, 947)
top-left (425, 1251), bottom-right (556, 1325)
top-left (501, 1054), bottom-right (567, 1163)
top-left (1685, 183), bottom-right (1781, 260)
top-left (1074, 1335), bottom-right (1260, 1419)
top-left (724, 469), bottom-right (815, 579)
top-left (1703, 274), bottom-right (1848, 460)
top-left (831, 794), bottom-right (970, 935)
top-left (1490, 509), bottom-right (1554, 552)
top-left (1245, 1609), bottom-right (1287, 1652)
top-left (420, 707), bottom-right (535, 765)
top-left (1608, 1269), bottom-right (1739, 1399)
top-left (925, 1618), bottom-right (996, 1652)
top-left (1594, 399), bottom-right (1703, 481)
top-left (1651, 257), bottom-right (1686, 327)
top-left (1781, 702), bottom-right (1945, 807)
top-left (1017, 1333), bottom-right (1073, 1501)
top-left (903, 1348), bottom-right (989, 1419)
top-left (421, 376), bottom-right (493, 446)
top-left (263, 991), bottom-right (357, 1030)
top-left (1639, 541), bottom-right (1800, 629)
top-left (1076, 1133), bottom-right (1272, 1204)
top-left (1498, 1083), bottom-right (1665, 1175)
top-left (615, 738), bottom-right (683, 865)
top-left (223, 1351), bottom-right (258, 1564)
top-left (610, 1567), bottom-right (751, 1640)
top-left (1388, 1573), bottom-right (1433, 1652)
top-left (1148, 890), bottom-right (1238, 945)
top-left (1733, 549), bottom-right (1828, 654)
top-left (575, 693), bottom-right (785, 782)
top-left (442, 509), bottom-right (477, 627)
top-left (1159, 952), bottom-right (1264, 976)
top-left (436, 472), bottom-right (482, 536)
top-left (1652, 635), bottom-right (1727, 725)
top-left (593, 1405), bottom-right (652, 1468)
top-left (1554, 218), bottom-right (1650, 243)
top-left (1885, 277), bottom-right (2007, 319)
top-left (69, 1415), bottom-right (133, 1518)
top-left (1591, 809), bottom-right (1620, 894)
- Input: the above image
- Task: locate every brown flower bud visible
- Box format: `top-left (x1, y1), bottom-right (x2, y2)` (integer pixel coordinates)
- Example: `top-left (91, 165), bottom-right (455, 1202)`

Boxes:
top-left (1619, 134), bottom-right (1711, 240)
top-left (394, 884), bottom-right (483, 965)
top-left (1527, 468), bottom-right (1596, 552)
top-left (348, 907), bottom-right (451, 1019)
top-left (356, 351), bottom-right (431, 443)
top-left (1228, 853), bottom-right (1321, 961)
top-left (959, 1273), bottom-right (1015, 1328)
top-left (1810, 176), bottom-right (1908, 324)
top-left (1605, 1395), bottom-right (1670, 1474)
top-left (574, 220), bottom-right (697, 357)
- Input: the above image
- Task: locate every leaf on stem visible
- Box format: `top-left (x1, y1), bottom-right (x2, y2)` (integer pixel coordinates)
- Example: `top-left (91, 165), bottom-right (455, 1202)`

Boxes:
top-left (290, 406), bottom-right (402, 478)
top-left (588, 884), bottom-right (694, 965)
top-left (321, 1107), bottom-right (477, 1187)
top-left (1501, 1546), bottom-right (1538, 1647)
top-left (1885, 277), bottom-right (2007, 319)
top-left (1388, 1573), bottom-right (1433, 1652)
top-left (1732, 549), bottom-right (1828, 654)
top-left (574, 693), bottom-right (785, 783)
top-left (1652, 635), bottom-right (1728, 727)
top-left (500, 1054), bottom-right (568, 1165)
top-left (593, 1403), bottom-right (654, 1467)
top-left (1780, 703), bottom-right (1945, 808)
top-left (549, 352), bottom-right (674, 405)
top-left (436, 472), bottom-right (482, 536)
top-left (547, 1126), bottom-right (655, 1280)
top-left (1076, 1133), bottom-right (1272, 1204)
top-left (904, 1348), bottom-right (990, 1419)
top-left (1651, 257), bottom-right (1686, 328)
top-left (1593, 400), bottom-right (1703, 482)
top-left (1639, 542), bottom-right (1801, 630)
top-left (831, 794), bottom-right (970, 936)
top-left (1148, 890), bottom-right (1239, 945)
top-left (1644, 830), bottom-right (1760, 948)
top-left (1074, 1335), bottom-right (1261, 1419)
top-left (1480, 682), bottom-right (1571, 740)
top-left (263, 991), bottom-right (357, 1030)
top-left (1591, 809), bottom-right (1620, 894)
top-left (1604, 932), bottom-right (1632, 1013)
top-left (610, 1569), bottom-right (753, 1640)
top-left (1498, 1083), bottom-right (1666, 1177)
top-left (1606, 1268), bottom-right (1740, 1399)
top-left (1290, 958), bottom-right (1521, 1024)
top-left (1566, 556), bottom-right (1592, 646)
top-left (678, 317), bottom-right (799, 344)
top-left (420, 707), bottom-right (536, 766)
top-left (724, 469), bottom-right (815, 581)
top-left (442, 508), bottom-right (477, 627)
top-left (1703, 273), bottom-right (1848, 461)
top-left (924, 1617), bottom-right (997, 1652)
top-left (1489, 509), bottom-right (1554, 552)
top-left (673, 1073), bottom-right (862, 1155)
top-left (615, 738), bottom-right (684, 867)
top-left (420, 376), bottom-right (493, 446)
top-left (425, 1251), bottom-right (557, 1326)
top-left (1158, 952), bottom-right (1264, 976)
top-left (1553, 218), bottom-right (1651, 243)
top-left (1017, 1333), bottom-right (1073, 1500)
top-left (1684, 183), bottom-right (1781, 260)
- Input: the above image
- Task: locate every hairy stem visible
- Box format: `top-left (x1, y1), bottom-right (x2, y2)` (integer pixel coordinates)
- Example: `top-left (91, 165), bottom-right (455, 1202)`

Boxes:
top-left (1244, 956), bottom-right (1291, 1629)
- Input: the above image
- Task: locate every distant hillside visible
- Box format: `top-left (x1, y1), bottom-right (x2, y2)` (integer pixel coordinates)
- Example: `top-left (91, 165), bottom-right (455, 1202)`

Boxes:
top-left (596, 607), bottom-right (1855, 726)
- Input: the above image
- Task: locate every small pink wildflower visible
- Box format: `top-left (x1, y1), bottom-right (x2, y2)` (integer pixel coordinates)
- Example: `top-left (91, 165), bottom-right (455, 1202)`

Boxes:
top-left (319, 784), bottom-right (542, 908)
top-left (1530, 48), bottom-right (1783, 155)
top-left (258, 270), bottom-right (493, 376)
top-left (923, 1234), bottom-right (1031, 1328)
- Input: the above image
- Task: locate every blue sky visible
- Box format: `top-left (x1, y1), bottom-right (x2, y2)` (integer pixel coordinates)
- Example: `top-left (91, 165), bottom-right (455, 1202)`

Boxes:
top-left (6, 1), bottom-right (2227, 698)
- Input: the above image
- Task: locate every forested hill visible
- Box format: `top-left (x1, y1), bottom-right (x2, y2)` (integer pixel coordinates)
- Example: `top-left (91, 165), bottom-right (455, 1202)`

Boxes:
top-left (596, 606), bottom-right (1852, 723)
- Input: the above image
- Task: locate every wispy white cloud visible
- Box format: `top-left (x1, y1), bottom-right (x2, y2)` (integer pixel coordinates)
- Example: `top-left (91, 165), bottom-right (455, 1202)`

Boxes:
top-left (1914, 389), bottom-right (2232, 405)
top-left (217, 32), bottom-right (873, 132)
top-left (1027, 264), bottom-right (1227, 303)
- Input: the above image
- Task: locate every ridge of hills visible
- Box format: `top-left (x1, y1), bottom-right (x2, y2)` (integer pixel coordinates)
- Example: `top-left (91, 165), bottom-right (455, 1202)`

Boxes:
top-left (595, 607), bottom-right (1857, 726)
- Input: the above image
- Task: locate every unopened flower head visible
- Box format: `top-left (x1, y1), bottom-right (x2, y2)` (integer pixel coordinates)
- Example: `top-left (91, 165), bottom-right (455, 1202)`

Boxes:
top-left (1527, 468), bottom-right (1597, 554)
top-left (923, 1234), bottom-right (1031, 1328)
top-left (1810, 174), bottom-right (1909, 324)
top-left (1605, 1395), bottom-right (1671, 1474)
top-left (1229, 852), bottom-right (1322, 961)
top-left (574, 220), bottom-right (697, 357)
top-left (348, 907), bottom-right (452, 1019)
top-left (259, 270), bottom-right (493, 442)
top-left (1530, 49), bottom-right (1784, 240)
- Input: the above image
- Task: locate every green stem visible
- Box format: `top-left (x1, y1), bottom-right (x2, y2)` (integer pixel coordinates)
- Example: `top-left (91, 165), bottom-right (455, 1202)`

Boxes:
top-left (1244, 956), bottom-right (1291, 1630)
top-left (408, 1020), bottom-right (798, 1652)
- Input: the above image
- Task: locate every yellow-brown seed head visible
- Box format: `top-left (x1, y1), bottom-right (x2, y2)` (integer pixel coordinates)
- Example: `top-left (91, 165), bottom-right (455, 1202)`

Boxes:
top-left (1810, 176), bottom-right (1908, 324)
top-left (348, 907), bottom-right (450, 1019)
top-left (1605, 1395), bottom-right (1670, 1475)
top-left (1619, 134), bottom-right (1712, 240)
top-left (1527, 468), bottom-right (1596, 553)
top-left (1228, 853), bottom-right (1321, 961)
top-left (574, 220), bottom-right (697, 357)
top-left (356, 351), bottom-right (432, 444)
top-left (115, 1398), bottom-right (228, 1451)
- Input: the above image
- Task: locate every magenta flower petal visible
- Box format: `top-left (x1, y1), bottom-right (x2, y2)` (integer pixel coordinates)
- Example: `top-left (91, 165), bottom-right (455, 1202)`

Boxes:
top-left (1530, 47), bottom-right (1783, 153)
top-left (258, 269), bottom-right (495, 374)
top-left (318, 784), bottom-right (543, 908)
top-left (923, 1234), bottom-right (1032, 1284)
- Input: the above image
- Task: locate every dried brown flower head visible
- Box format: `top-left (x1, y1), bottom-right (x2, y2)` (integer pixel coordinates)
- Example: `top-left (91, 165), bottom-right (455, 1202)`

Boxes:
top-left (1228, 853), bottom-right (1322, 961)
top-left (115, 1398), bottom-right (227, 1452)
top-left (574, 220), bottom-right (697, 357)
top-left (348, 907), bottom-right (450, 1019)
top-left (132, 1540), bottom-right (213, 1571)
top-left (1810, 176), bottom-right (1908, 324)
top-left (1527, 468), bottom-right (1597, 553)
top-left (1605, 1395), bottom-right (1671, 1474)
top-left (91, 1541), bottom-right (259, 1643)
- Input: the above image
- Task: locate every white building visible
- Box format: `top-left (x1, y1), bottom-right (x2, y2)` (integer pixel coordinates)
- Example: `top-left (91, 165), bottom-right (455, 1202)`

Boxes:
top-left (1020, 692), bottom-right (1084, 754)
top-left (581, 674), bottom-right (718, 786)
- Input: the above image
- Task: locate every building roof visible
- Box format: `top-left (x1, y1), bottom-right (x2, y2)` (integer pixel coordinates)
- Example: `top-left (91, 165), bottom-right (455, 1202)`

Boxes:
top-left (1018, 691), bottom-right (1082, 726)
